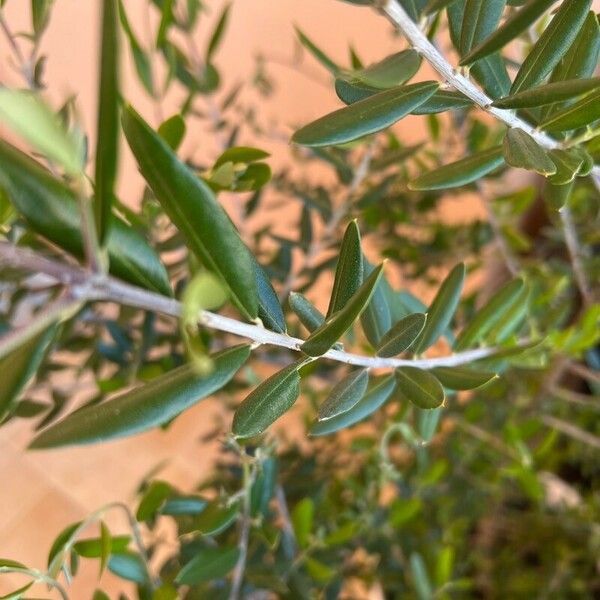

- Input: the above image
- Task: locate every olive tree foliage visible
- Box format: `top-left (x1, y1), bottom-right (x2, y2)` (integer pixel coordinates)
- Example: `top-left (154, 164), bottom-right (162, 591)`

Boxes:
top-left (0, 0), bottom-right (599, 597)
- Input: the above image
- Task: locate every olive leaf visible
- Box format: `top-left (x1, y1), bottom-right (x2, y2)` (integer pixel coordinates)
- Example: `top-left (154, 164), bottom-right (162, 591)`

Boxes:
top-left (395, 367), bottom-right (445, 409)
top-left (30, 345), bottom-right (251, 448)
top-left (318, 368), bottom-right (369, 421)
top-left (431, 367), bottom-right (497, 390)
top-left (327, 220), bottom-right (363, 316)
top-left (503, 128), bottom-right (556, 176)
top-left (94, 0), bottom-right (119, 244)
top-left (409, 146), bottom-right (505, 190)
top-left (376, 313), bottom-right (427, 357)
top-left (413, 263), bottom-right (465, 353)
top-left (292, 82), bottom-right (439, 147)
top-left (232, 361), bottom-right (305, 438)
top-left (301, 263), bottom-right (385, 356)
top-left (122, 105), bottom-right (258, 319)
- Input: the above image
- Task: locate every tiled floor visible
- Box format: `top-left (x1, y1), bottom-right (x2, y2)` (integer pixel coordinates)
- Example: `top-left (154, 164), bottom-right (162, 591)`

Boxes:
top-left (0, 397), bottom-right (228, 598)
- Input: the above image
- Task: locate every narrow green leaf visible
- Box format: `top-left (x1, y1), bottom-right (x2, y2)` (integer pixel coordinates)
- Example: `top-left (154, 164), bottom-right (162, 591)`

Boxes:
top-left (30, 345), bottom-right (251, 448)
top-left (254, 258), bottom-right (287, 333)
top-left (334, 77), bottom-right (378, 105)
top-left (31, 0), bottom-right (54, 37)
top-left (425, 0), bottom-right (460, 15)
top-left (318, 368), bottom-right (369, 420)
top-left (454, 278), bottom-right (525, 350)
top-left (175, 546), bottom-right (239, 585)
top-left (157, 114), bottom-right (186, 150)
top-left (503, 128), bottom-right (556, 175)
top-left (460, 0), bottom-right (559, 65)
top-left (0, 326), bottom-right (56, 422)
top-left (118, 0), bottom-right (154, 95)
top-left (493, 78), bottom-right (600, 108)
top-left (206, 3), bottom-right (230, 61)
top-left (122, 105), bottom-right (258, 319)
top-left (292, 498), bottom-right (314, 548)
top-left (510, 0), bottom-right (592, 93)
top-left (409, 146), bottom-right (504, 190)
top-left (190, 501), bottom-right (239, 536)
top-left (411, 90), bottom-right (472, 114)
top-left (73, 535), bottom-right (130, 558)
top-left (398, 0), bottom-right (428, 20)
top-left (395, 367), bottom-right (445, 409)
top-left (94, 0), bottom-right (119, 244)
top-left (327, 220), bottom-right (363, 316)
top-left (161, 495), bottom-right (208, 516)
top-left (410, 552), bottom-right (434, 600)
top-left (547, 11), bottom-right (600, 87)
top-left (108, 553), bottom-right (148, 585)
top-left (0, 89), bottom-right (83, 175)
top-left (360, 257), bottom-right (392, 347)
top-left (292, 82), bottom-right (439, 147)
top-left (310, 375), bottom-right (395, 436)
top-left (376, 313), bottom-right (427, 357)
top-left (289, 292), bottom-right (325, 333)
top-left (413, 263), bottom-right (465, 353)
top-left (232, 361), bottom-right (303, 438)
top-left (487, 283), bottom-right (530, 342)
top-left (301, 263), bottom-right (385, 356)
top-left (547, 148), bottom-right (587, 184)
top-left (417, 407), bottom-right (442, 442)
top-left (136, 481), bottom-right (172, 522)
top-left (0, 140), bottom-right (172, 295)
top-left (540, 89), bottom-right (600, 131)
top-left (214, 146), bottom-right (270, 168)
top-left (459, 0), bottom-right (507, 57)
top-left (431, 367), bottom-right (497, 390)
top-left (99, 522), bottom-right (111, 576)
top-left (295, 27), bottom-right (341, 74)
top-left (351, 50), bottom-right (421, 89)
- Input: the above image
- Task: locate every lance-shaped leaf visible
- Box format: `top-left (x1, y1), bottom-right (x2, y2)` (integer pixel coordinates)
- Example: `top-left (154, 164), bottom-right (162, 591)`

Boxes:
top-left (289, 292), bottom-right (325, 332)
top-left (295, 27), bottom-right (341, 75)
top-left (108, 553), bottom-right (149, 585)
top-left (360, 258), bottom-right (392, 347)
top-left (327, 220), bottom-right (363, 317)
top-left (503, 129), bottom-right (556, 176)
top-left (0, 89), bottom-right (83, 175)
top-left (351, 50), bottom-right (421, 89)
top-left (206, 3), bottom-right (230, 61)
top-left (539, 89), bottom-right (600, 131)
top-left (301, 263), bottom-right (385, 356)
top-left (459, 0), bottom-right (507, 57)
top-left (510, 0), bottom-right (592, 93)
top-left (189, 501), bottom-right (239, 536)
top-left (232, 361), bottom-right (303, 438)
top-left (376, 313), bottom-right (427, 357)
top-left (493, 78), bottom-right (600, 109)
top-left (334, 77), bottom-right (378, 105)
top-left (0, 325), bottom-right (57, 422)
top-left (547, 11), bottom-right (600, 87)
top-left (431, 367), bottom-right (497, 390)
top-left (454, 278), bottom-right (525, 350)
top-left (417, 407), bottom-right (442, 442)
top-left (395, 367), bottom-right (445, 409)
top-left (409, 146), bottom-right (504, 190)
top-left (254, 258), bottom-right (287, 333)
top-left (413, 263), bottom-right (465, 353)
top-left (460, 0), bottom-right (559, 65)
top-left (318, 368), bottom-right (369, 421)
top-left (30, 344), bottom-right (251, 448)
top-left (292, 82), bottom-right (438, 147)
top-left (0, 140), bottom-right (171, 296)
top-left (118, 0), bottom-right (154, 95)
top-left (122, 105), bottom-right (257, 319)
top-left (547, 148), bottom-right (589, 185)
top-left (411, 90), bottom-right (472, 114)
top-left (157, 114), bottom-right (186, 150)
top-left (94, 0), bottom-right (119, 245)
top-left (310, 375), bottom-right (395, 436)
top-left (175, 546), bottom-right (240, 586)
